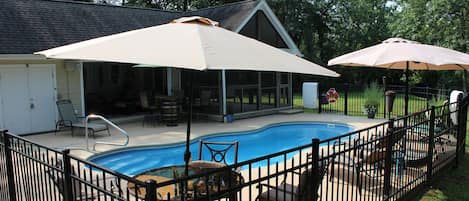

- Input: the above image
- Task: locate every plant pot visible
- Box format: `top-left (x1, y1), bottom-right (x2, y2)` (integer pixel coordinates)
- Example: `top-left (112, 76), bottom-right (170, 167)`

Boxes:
top-left (367, 111), bottom-right (376, 119)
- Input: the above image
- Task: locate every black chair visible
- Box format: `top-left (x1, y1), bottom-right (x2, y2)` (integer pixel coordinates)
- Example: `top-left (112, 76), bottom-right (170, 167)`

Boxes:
top-left (195, 140), bottom-right (239, 166)
top-left (140, 91), bottom-right (160, 127)
top-left (256, 159), bottom-right (329, 201)
top-left (46, 160), bottom-right (118, 201)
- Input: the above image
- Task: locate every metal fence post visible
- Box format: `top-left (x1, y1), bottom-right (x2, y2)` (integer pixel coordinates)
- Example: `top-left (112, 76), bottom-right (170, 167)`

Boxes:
top-left (461, 98), bottom-right (468, 157)
top-left (62, 149), bottom-right (74, 201)
top-left (383, 119), bottom-right (394, 197)
top-left (145, 179), bottom-right (157, 201)
top-left (2, 131), bottom-right (17, 201)
top-left (311, 138), bottom-right (320, 201)
top-left (383, 76), bottom-right (387, 118)
top-left (456, 97), bottom-right (468, 167)
top-left (344, 83), bottom-right (349, 115)
top-left (427, 106), bottom-right (435, 184)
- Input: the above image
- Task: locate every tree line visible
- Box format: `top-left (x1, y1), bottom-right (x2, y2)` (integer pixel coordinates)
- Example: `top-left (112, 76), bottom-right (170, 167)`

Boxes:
top-left (75, 0), bottom-right (468, 89)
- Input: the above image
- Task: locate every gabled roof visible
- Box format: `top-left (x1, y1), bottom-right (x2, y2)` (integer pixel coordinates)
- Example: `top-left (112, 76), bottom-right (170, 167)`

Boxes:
top-left (186, 1), bottom-right (259, 31)
top-left (0, 0), bottom-right (297, 55)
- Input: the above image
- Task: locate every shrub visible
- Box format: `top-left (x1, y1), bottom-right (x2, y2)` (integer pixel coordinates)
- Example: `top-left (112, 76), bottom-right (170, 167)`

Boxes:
top-left (428, 95), bottom-right (446, 107)
top-left (363, 82), bottom-right (383, 113)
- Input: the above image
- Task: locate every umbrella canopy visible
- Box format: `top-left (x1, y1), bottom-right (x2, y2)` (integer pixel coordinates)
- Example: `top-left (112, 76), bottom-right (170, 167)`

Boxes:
top-left (328, 37), bottom-right (469, 116)
top-left (328, 38), bottom-right (469, 70)
top-left (37, 16), bottom-right (339, 77)
top-left (36, 16), bottom-right (339, 179)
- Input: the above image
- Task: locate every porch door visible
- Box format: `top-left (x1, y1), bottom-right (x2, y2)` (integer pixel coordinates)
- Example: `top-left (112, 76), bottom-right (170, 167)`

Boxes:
top-left (29, 65), bottom-right (57, 133)
top-left (0, 65), bottom-right (57, 134)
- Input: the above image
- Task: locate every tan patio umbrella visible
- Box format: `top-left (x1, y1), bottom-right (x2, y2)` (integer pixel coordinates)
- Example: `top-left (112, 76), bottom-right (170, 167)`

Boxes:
top-left (36, 16), bottom-right (339, 177)
top-left (328, 37), bottom-right (469, 115)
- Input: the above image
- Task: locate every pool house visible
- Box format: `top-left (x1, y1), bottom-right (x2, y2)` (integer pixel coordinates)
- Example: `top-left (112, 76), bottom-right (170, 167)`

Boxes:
top-left (0, 0), bottom-right (302, 135)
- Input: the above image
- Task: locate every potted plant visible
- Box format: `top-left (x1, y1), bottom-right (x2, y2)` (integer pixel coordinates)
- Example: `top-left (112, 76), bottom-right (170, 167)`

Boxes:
top-left (427, 95), bottom-right (446, 107)
top-left (363, 82), bottom-right (383, 119)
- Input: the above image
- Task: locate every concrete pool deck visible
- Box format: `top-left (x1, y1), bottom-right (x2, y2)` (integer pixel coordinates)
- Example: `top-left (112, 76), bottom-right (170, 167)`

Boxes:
top-left (25, 113), bottom-right (385, 159)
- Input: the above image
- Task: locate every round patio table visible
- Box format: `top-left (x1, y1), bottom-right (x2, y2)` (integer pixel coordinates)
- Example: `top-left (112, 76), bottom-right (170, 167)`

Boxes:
top-left (129, 161), bottom-right (243, 201)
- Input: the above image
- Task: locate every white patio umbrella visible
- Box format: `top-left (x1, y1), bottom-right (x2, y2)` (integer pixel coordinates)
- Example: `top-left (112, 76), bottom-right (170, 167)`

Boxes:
top-left (328, 37), bottom-right (469, 115)
top-left (36, 16), bottom-right (339, 177)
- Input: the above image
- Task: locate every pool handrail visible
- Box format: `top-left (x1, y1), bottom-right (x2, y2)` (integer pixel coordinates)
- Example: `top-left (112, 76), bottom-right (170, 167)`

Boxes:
top-left (85, 114), bottom-right (129, 151)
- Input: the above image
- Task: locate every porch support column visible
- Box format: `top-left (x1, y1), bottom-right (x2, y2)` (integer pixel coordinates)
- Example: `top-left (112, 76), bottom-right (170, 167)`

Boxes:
top-left (288, 73), bottom-right (293, 107)
top-left (257, 72), bottom-right (262, 110)
top-left (167, 68), bottom-right (172, 96)
top-left (79, 61), bottom-right (85, 115)
top-left (222, 70), bottom-right (227, 122)
top-left (275, 72), bottom-right (280, 108)
top-left (218, 71), bottom-right (223, 117)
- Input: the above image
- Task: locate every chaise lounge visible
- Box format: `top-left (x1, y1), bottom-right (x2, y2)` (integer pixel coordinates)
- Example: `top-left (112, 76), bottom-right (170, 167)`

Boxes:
top-left (56, 100), bottom-right (110, 137)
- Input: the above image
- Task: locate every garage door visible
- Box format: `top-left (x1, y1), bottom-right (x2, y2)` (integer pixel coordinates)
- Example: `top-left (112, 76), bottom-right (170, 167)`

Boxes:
top-left (0, 64), bottom-right (57, 134)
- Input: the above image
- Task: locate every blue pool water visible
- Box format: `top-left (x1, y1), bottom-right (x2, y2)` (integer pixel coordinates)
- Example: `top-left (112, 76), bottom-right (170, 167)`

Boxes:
top-left (89, 122), bottom-right (353, 176)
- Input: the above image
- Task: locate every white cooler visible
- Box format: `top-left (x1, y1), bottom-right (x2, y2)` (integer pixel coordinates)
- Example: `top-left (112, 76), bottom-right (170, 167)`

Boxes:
top-left (303, 82), bottom-right (318, 109)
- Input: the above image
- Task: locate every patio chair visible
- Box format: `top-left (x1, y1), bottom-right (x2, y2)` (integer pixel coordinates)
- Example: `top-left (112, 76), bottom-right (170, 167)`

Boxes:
top-left (140, 91), bottom-right (160, 127)
top-left (47, 169), bottom-right (97, 200)
top-left (256, 159), bottom-right (328, 201)
top-left (199, 90), bottom-right (212, 106)
top-left (412, 103), bottom-right (453, 153)
top-left (334, 126), bottom-right (405, 158)
top-left (329, 148), bottom-right (388, 194)
top-left (46, 160), bottom-right (118, 201)
top-left (56, 100), bottom-right (110, 137)
top-left (193, 140), bottom-right (239, 166)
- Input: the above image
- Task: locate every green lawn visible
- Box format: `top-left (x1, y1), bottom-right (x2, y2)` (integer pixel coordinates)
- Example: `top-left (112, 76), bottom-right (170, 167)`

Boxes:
top-left (416, 129), bottom-right (469, 201)
top-left (294, 93), bottom-right (469, 200)
top-left (294, 92), bottom-right (429, 117)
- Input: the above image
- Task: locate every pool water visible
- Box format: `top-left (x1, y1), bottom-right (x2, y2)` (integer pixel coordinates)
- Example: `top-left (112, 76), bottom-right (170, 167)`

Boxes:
top-left (89, 122), bottom-right (353, 176)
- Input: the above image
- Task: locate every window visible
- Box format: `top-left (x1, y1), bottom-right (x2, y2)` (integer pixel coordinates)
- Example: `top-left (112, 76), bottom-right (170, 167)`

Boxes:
top-left (239, 11), bottom-right (288, 48)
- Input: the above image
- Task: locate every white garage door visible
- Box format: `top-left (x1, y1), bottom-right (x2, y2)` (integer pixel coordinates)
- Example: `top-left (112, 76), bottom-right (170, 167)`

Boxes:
top-left (0, 64), bottom-right (57, 134)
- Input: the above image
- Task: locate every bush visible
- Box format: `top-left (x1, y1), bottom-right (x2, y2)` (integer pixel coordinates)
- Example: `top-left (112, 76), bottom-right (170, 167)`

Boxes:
top-left (363, 82), bottom-right (383, 113)
top-left (428, 95), bottom-right (446, 107)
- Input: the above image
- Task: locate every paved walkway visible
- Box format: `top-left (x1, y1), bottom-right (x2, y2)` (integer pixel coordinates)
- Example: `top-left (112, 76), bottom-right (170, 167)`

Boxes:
top-left (25, 113), bottom-right (385, 159)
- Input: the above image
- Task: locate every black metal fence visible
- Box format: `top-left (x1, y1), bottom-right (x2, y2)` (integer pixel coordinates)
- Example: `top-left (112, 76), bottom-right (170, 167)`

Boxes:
top-left (0, 131), bottom-right (150, 201)
top-left (318, 83), bottom-right (451, 119)
top-left (1, 97), bottom-right (467, 201)
top-left (1, 130), bottom-right (11, 201)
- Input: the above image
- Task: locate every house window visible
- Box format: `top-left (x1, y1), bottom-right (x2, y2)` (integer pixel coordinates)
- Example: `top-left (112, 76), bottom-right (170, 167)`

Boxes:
top-left (239, 11), bottom-right (288, 48)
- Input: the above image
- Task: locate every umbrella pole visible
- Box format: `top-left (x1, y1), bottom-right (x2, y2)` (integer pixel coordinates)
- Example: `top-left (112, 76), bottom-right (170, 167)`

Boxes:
top-left (184, 71), bottom-right (194, 177)
top-left (405, 61), bottom-right (409, 116)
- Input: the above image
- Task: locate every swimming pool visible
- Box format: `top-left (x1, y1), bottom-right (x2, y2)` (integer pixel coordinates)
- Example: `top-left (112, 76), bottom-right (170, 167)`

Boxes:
top-left (89, 122), bottom-right (354, 176)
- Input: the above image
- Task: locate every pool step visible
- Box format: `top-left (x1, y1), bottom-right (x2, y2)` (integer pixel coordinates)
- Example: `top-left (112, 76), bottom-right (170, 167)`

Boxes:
top-left (278, 109), bottom-right (304, 114)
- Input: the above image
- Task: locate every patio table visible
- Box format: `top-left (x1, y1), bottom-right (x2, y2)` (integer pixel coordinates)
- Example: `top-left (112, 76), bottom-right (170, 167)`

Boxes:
top-left (129, 163), bottom-right (243, 201)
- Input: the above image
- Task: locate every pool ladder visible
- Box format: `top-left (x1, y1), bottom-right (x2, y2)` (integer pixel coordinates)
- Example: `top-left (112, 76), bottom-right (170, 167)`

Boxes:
top-left (85, 114), bottom-right (130, 151)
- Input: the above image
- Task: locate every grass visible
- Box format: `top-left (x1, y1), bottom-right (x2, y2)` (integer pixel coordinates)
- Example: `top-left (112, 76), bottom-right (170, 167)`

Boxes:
top-left (294, 93), bottom-right (469, 200)
top-left (294, 92), bottom-right (429, 117)
top-left (416, 129), bottom-right (469, 201)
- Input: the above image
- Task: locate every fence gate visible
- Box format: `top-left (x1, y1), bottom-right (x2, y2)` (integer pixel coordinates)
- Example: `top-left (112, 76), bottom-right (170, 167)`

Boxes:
top-left (0, 131), bottom-right (11, 201)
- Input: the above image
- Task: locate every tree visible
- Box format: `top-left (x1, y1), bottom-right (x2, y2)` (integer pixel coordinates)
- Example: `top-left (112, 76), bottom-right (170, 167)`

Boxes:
top-left (390, 0), bottom-right (469, 89)
top-left (124, 0), bottom-right (242, 11)
top-left (268, 0), bottom-right (395, 86)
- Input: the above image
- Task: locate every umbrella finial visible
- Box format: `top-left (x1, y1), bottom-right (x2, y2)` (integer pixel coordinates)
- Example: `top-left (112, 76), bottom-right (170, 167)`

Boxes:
top-left (383, 37), bottom-right (420, 44)
top-left (172, 16), bottom-right (219, 26)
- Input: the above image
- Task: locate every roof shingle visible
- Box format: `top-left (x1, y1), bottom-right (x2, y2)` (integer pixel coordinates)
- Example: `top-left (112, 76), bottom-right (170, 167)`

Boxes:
top-left (0, 0), bottom-right (258, 54)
